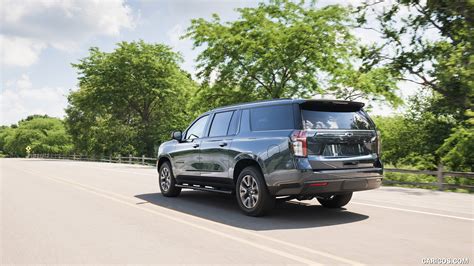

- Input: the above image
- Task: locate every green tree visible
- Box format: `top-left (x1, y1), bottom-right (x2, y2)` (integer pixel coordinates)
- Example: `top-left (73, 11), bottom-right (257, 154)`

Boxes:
top-left (185, 0), bottom-right (401, 113)
top-left (0, 115), bottom-right (73, 157)
top-left (373, 93), bottom-right (457, 169)
top-left (0, 126), bottom-right (14, 155)
top-left (357, 0), bottom-right (473, 120)
top-left (437, 110), bottom-right (474, 171)
top-left (66, 41), bottom-right (196, 156)
top-left (358, 0), bottom-right (473, 173)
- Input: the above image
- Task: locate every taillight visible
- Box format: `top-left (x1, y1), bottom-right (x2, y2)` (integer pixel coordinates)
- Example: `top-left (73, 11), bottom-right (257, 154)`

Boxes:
top-left (291, 130), bottom-right (307, 157)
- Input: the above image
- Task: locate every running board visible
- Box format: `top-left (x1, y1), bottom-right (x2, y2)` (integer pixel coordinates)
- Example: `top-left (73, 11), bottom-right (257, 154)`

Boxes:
top-left (176, 184), bottom-right (233, 194)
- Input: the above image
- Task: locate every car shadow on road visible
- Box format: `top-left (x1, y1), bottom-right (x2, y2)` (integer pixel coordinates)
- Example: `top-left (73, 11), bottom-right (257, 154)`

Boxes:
top-left (135, 191), bottom-right (369, 230)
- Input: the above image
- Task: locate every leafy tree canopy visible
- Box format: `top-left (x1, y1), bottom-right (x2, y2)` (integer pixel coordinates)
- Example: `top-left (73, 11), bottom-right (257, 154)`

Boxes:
top-left (373, 92), bottom-right (474, 171)
top-left (357, 0), bottom-right (473, 120)
top-left (0, 116), bottom-right (73, 157)
top-left (185, 0), bottom-right (401, 113)
top-left (66, 41), bottom-right (196, 156)
top-left (437, 110), bottom-right (474, 171)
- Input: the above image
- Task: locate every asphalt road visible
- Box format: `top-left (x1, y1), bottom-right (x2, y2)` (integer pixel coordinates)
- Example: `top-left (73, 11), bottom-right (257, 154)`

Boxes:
top-left (1, 158), bottom-right (473, 265)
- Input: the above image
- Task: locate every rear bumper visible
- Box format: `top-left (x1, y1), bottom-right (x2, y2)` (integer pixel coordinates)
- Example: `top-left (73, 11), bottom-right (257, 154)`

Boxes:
top-left (268, 168), bottom-right (383, 196)
top-left (300, 177), bottom-right (382, 195)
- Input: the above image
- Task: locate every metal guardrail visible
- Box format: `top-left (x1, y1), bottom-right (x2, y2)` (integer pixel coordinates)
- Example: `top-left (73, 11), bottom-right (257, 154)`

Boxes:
top-left (29, 153), bottom-right (157, 166)
top-left (385, 166), bottom-right (474, 192)
top-left (29, 154), bottom-right (473, 192)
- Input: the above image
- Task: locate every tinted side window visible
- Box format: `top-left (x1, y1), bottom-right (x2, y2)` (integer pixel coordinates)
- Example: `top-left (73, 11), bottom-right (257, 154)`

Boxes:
top-left (227, 110), bottom-right (241, 135)
top-left (209, 111), bottom-right (233, 137)
top-left (185, 115), bottom-right (209, 140)
top-left (250, 105), bottom-right (294, 131)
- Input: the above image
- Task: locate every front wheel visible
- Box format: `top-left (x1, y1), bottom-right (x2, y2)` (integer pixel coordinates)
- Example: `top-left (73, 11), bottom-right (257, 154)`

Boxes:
top-left (159, 162), bottom-right (181, 197)
top-left (235, 166), bottom-right (274, 216)
top-left (317, 192), bottom-right (353, 208)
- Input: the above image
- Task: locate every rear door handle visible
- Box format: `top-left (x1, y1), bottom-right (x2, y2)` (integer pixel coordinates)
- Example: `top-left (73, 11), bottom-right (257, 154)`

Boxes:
top-left (193, 143), bottom-right (200, 148)
top-left (219, 142), bottom-right (228, 147)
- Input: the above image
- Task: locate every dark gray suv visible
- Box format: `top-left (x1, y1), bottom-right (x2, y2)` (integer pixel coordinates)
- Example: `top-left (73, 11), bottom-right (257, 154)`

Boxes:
top-left (157, 99), bottom-right (383, 216)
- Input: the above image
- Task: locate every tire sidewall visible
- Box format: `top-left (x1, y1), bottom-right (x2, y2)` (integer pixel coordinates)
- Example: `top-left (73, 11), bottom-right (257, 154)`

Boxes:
top-left (159, 162), bottom-right (180, 196)
top-left (317, 192), bottom-right (353, 208)
top-left (235, 166), bottom-right (273, 216)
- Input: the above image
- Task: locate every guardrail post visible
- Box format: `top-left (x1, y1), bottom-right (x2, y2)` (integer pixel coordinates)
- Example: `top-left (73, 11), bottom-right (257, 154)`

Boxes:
top-left (118, 154), bottom-right (121, 164)
top-left (129, 154), bottom-right (132, 164)
top-left (142, 155), bottom-right (145, 165)
top-left (437, 163), bottom-right (444, 191)
top-left (73, 153), bottom-right (76, 160)
top-left (109, 154), bottom-right (112, 163)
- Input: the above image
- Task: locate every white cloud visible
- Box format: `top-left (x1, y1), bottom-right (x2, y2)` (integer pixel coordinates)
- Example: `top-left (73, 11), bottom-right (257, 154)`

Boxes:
top-left (15, 74), bottom-right (33, 90)
top-left (0, 35), bottom-right (46, 67)
top-left (166, 23), bottom-right (198, 76)
top-left (0, 74), bottom-right (70, 125)
top-left (167, 24), bottom-right (186, 48)
top-left (0, 0), bottom-right (136, 67)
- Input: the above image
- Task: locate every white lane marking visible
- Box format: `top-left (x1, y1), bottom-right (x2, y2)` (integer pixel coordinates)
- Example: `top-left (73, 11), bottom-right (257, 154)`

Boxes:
top-left (15, 167), bottom-right (364, 266)
top-left (352, 202), bottom-right (473, 221)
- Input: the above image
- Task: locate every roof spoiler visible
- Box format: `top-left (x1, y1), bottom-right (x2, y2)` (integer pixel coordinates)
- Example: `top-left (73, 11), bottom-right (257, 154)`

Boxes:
top-left (300, 100), bottom-right (365, 112)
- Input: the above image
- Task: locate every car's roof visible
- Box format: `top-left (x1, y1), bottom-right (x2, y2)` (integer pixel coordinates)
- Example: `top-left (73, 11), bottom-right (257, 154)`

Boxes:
top-left (207, 98), bottom-right (364, 113)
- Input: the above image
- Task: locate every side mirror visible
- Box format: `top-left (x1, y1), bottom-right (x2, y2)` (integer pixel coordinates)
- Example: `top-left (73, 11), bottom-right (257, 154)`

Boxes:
top-left (171, 131), bottom-right (182, 142)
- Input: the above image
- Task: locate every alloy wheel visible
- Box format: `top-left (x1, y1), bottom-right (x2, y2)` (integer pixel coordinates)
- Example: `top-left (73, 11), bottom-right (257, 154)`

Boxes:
top-left (239, 174), bottom-right (259, 209)
top-left (160, 166), bottom-right (171, 192)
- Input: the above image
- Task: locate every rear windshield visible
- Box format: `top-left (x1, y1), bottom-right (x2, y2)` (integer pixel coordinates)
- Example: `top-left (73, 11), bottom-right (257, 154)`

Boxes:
top-left (301, 109), bottom-right (373, 130)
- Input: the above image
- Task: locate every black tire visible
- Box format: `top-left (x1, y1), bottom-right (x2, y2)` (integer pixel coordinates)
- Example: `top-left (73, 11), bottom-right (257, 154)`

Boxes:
top-left (159, 162), bottom-right (181, 197)
top-left (235, 166), bottom-right (275, 216)
top-left (317, 192), bottom-right (353, 208)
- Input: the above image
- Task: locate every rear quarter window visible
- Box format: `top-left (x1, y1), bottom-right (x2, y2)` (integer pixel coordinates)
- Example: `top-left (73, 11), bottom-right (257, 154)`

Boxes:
top-left (250, 105), bottom-right (294, 131)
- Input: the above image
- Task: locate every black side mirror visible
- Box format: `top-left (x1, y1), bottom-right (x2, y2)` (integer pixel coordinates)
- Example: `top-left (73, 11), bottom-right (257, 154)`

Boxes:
top-left (171, 131), bottom-right (182, 142)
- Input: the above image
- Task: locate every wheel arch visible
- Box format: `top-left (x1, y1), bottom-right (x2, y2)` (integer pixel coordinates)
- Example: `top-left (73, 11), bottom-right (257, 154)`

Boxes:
top-left (232, 158), bottom-right (266, 185)
top-left (157, 155), bottom-right (172, 172)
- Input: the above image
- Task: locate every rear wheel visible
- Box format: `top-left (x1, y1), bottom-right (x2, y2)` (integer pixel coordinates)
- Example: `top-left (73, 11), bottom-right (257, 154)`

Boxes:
top-left (317, 192), bottom-right (353, 208)
top-left (235, 166), bottom-right (274, 216)
top-left (159, 162), bottom-right (181, 197)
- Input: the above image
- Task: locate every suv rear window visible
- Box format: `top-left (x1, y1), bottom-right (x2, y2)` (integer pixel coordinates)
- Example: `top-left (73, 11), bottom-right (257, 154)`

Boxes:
top-left (301, 110), bottom-right (373, 130)
top-left (250, 105), bottom-right (294, 131)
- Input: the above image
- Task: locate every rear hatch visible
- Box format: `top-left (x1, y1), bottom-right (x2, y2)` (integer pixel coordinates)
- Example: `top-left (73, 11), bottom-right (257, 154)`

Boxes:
top-left (299, 100), bottom-right (380, 170)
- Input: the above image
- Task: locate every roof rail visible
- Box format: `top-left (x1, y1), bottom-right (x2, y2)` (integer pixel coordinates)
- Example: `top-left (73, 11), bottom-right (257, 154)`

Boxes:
top-left (212, 98), bottom-right (293, 110)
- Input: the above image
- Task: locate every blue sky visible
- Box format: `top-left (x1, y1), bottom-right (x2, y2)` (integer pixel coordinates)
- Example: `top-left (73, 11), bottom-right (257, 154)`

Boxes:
top-left (0, 0), bottom-right (418, 125)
